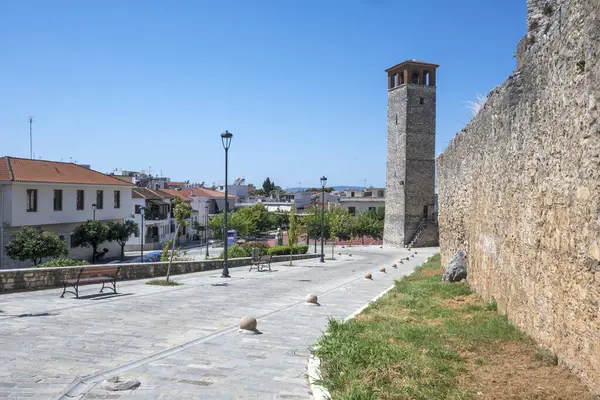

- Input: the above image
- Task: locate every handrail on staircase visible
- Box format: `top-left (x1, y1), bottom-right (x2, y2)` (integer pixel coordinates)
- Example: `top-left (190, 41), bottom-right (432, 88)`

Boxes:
top-left (407, 217), bottom-right (427, 247)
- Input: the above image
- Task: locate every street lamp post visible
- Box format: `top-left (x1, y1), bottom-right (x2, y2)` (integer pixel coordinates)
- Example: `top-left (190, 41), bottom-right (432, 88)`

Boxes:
top-left (221, 130), bottom-right (233, 278)
top-left (320, 176), bottom-right (327, 263)
top-left (140, 206), bottom-right (146, 263)
top-left (92, 203), bottom-right (97, 220)
top-left (205, 201), bottom-right (210, 259)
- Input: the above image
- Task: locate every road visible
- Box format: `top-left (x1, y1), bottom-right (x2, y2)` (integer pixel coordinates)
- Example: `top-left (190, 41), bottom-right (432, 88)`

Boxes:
top-left (0, 246), bottom-right (439, 399)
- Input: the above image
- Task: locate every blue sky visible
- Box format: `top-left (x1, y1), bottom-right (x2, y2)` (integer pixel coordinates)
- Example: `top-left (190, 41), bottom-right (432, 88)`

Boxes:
top-left (0, 0), bottom-right (526, 189)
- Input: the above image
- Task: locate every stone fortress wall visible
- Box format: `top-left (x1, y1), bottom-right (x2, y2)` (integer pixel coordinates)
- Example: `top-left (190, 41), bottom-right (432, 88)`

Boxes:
top-left (437, 0), bottom-right (600, 392)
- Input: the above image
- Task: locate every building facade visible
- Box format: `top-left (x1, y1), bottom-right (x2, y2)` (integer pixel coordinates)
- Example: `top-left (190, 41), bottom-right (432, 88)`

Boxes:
top-left (0, 157), bottom-right (133, 268)
top-left (383, 60), bottom-right (439, 247)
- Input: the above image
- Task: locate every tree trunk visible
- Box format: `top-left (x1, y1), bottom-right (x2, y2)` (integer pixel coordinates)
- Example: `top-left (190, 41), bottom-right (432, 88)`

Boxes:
top-left (314, 238), bottom-right (317, 253)
top-left (332, 241), bottom-right (335, 260)
top-left (92, 244), bottom-right (97, 264)
top-left (289, 246), bottom-right (293, 266)
top-left (362, 236), bottom-right (365, 246)
top-left (166, 224), bottom-right (179, 282)
top-left (120, 244), bottom-right (125, 261)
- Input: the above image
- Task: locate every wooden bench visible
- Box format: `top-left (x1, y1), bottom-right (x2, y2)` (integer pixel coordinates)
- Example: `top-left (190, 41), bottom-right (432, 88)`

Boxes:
top-left (249, 254), bottom-right (272, 272)
top-left (60, 266), bottom-right (120, 298)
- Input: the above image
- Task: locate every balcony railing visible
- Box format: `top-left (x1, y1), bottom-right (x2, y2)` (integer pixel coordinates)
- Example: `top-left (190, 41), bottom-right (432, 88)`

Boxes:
top-left (144, 212), bottom-right (169, 221)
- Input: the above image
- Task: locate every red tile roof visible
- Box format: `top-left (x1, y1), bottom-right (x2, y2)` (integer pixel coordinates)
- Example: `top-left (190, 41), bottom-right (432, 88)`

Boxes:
top-left (161, 189), bottom-right (193, 203)
top-left (132, 187), bottom-right (174, 200)
top-left (0, 157), bottom-right (133, 186)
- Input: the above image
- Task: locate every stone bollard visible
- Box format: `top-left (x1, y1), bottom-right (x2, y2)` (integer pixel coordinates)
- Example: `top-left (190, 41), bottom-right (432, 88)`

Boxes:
top-left (306, 294), bottom-right (320, 306)
top-left (239, 316), bottom-right (261, 335)
top-left (365, 273), bottom-right (373, 280)
top-left (379, 267), bottom-right (386, 273)
top-left (100, 376), bottom-right (141, 391)
top-left (411, 254), bottom-right (415, 258)
top-left (406, 257), bottom-right (410, 261)
top-left (400, 260), bottom-right (404, 264)
top-left (349, 254), bottom-right (352, 257)
top-left (391, 264), bottom-right (397, 269)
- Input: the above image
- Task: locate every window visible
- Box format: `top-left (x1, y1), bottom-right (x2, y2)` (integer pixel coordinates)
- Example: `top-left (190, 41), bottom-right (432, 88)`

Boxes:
top-left (134, 229), bottom-right (139, 238)
top-left (135, 205), bottom-right (141, 214)
top-left (170, 223), bottom-right (175, 233)
top-left (114, 191), bottom-right (121, 208)
top-left (76, 190), bottom-right (84, 210)
top-left (368, 207), bottom-right (376, 213)
top-left (54, 189), bottom-right (63, 211)
top-left (348, 207), bottom-right (356, 215)
top-left (26, 189), bottom-right (37, 212)
top-left (378, 190), bottom-right (384, 197)
top-left (59, 235), bottom-right (65, 241)
top-left (350, 192), bottom-right (355, 197)
top-left (96, 190), bottom-right (104, 209)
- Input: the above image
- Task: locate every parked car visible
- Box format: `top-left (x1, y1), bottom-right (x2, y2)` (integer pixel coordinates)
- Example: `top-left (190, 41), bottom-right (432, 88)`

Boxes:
top-left (107, 251), bottom-right (162, 264)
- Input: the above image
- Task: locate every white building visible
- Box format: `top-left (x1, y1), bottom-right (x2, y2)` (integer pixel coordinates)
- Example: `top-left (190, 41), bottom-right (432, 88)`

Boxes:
top-left (162, 187), bottom-right (235, 230)
top-left (0, 157), bottom-right (134, 268)
top-left (216, 177), bottom-right (249, 201)
top-left (126, 188), bottom-right (176, 251)
top-left (339, 188), bottom-right (385, 215)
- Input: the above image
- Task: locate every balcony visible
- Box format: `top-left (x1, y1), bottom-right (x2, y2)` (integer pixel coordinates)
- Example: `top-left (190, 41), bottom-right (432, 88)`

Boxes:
top-left (144, 211), bottom-right (169, 221)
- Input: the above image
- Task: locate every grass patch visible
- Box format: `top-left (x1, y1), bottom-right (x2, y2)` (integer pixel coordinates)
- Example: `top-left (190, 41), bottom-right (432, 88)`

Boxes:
top-left (314, 254), bottom-right (592, 400)
top-left (145, 279), bottom-right (182, 286)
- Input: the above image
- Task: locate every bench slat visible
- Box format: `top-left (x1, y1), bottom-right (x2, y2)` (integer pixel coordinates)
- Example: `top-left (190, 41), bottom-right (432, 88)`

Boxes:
top-left (81, 267), bottom-right (118, 274)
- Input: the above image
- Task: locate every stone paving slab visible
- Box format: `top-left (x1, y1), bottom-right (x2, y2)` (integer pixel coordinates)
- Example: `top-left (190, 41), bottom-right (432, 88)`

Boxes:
top-left (0, 246), bottom-right (439, 399)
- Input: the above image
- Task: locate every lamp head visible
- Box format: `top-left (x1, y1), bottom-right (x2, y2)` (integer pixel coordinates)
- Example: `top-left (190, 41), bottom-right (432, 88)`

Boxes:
top-left (221, 130), bottom-right (233, 150)
top-left (320, 176), bottom-right (327, 188)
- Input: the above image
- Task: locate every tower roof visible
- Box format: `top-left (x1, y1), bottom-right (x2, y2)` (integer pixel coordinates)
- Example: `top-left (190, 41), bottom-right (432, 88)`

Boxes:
top-left (385, 59), bottom-right (439, 73)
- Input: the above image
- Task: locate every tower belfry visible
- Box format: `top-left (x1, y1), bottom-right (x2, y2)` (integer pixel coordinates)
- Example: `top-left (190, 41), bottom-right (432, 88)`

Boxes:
top-left (383, 60), bottom-right (439, 247)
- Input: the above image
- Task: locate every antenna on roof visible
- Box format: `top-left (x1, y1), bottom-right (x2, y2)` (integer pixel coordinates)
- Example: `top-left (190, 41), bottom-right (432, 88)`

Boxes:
top-left (28, 116), bottom-right (34, 160)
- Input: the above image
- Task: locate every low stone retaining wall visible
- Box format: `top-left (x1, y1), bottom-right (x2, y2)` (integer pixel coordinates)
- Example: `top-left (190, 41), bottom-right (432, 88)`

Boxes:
top-left (0, 254), bottom-right (320, 293)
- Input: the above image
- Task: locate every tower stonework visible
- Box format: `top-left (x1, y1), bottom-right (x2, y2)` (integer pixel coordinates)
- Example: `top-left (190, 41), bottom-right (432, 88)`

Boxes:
top-left (384, 60), bottom-right (439, 247)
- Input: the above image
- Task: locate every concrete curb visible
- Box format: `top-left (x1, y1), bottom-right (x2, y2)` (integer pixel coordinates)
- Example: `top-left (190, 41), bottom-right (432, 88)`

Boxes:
top-left (307, 282), bottom-right (398, 400)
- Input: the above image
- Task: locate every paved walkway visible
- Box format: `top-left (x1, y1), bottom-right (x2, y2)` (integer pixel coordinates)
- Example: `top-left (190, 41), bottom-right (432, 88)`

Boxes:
top-left (0, 246), bottom-right (439, 399)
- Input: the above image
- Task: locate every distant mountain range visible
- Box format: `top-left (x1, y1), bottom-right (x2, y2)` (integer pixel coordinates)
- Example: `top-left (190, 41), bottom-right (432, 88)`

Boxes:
top-left (285, 185), bottom-right (367, 193)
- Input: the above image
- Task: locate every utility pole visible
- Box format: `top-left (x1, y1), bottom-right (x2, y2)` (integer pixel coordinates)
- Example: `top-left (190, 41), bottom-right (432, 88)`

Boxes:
top-left (29, 117), bottom-right (34, 159)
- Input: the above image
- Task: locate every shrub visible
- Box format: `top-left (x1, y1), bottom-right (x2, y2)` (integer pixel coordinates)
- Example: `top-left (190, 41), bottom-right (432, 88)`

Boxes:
top-left (240, 241), bottom-right (270, 255)
top-left (267, 244), bottom-right (309, 256)
top-left (218, 244), bottom-right (251, 259)
top-left (36, 258), bottom-right (89, 268)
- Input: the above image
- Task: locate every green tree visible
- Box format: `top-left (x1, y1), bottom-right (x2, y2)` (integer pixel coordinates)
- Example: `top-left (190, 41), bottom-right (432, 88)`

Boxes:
top-left (166, 197), bottom-right (192, 282)
top-left (5, 227), bottom-right (67, 266)
top-left (262, 177), bottom-right (276, 196)
top-left (107, 220), bottom-right (139, 261)
top-left (329, 207), bottom-right (355, 242)
top-left (288, 208), bottom-right (298, 246)
top-left (354, 211), bottom-right (384, 245)
top-left (355, 211), bottom-right (373, 245)
top-left (287, 208), bottom-right (298, 265)
top-left (208, 213), bottom-right (224, 240)
top-left (236, 203), bottom-right (270, 235)
top-left (71, 220), bottom-right (110, 263)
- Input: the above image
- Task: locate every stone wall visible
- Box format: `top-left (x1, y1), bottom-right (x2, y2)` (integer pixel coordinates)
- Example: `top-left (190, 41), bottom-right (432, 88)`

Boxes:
top-left (0, 254), bottom-right (321, 293)
top-left (437, 0), bottom-right (600, 392)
